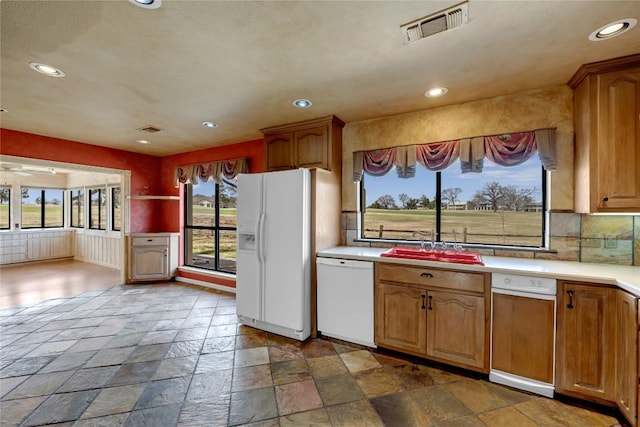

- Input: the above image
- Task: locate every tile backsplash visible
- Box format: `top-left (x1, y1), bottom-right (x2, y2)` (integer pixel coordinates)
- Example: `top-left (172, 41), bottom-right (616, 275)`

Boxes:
top-left (342, 211), bottom-right (639, 266)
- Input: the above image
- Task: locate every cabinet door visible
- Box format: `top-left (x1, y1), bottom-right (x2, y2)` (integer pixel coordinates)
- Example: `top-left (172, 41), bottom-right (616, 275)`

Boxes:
top-left (597, 68), bottom-right (640, 211)
top-left (426, 290), bottom-right (485, 369)
top-left (556, 282), bottom-right (616, 401)
top-left (294, 126), bottom-right (328, 169)
top-left (616, 291), bottom-right (638, 425)
top-left (375, 282), bottom-right (427, 354)
top-left (132, 246), bottom-right (168, 280)
top-left (492, 293), bottom-right (555, 383)
top-left (265, 133), bottom-right (294, 171)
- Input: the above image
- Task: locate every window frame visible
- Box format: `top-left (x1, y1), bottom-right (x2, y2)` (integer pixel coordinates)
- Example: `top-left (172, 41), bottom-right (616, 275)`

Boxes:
top-left (20, 187), bottom-right (65, 229)
top-left (69, 188), bottom-right (85, 229)
top-left (88, 187), bottom-right (106, 230)
top-left (359, 166), bottom-right (548, 249)
top-left (0, 186), bottom-right (10, 230)
top-left (110, 186), bottom-right (122, 232)
top-left (183, 179), bottom-right (237, 274)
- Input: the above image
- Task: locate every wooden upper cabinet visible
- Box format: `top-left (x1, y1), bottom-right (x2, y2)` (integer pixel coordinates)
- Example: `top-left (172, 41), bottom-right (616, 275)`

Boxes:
top-left (569, 54), bottom-right (640, 213)
top-left (616, 291), bottom-right (638, 426)
top-left (264, 133), bottom-right (294, 171)
top-left (261, 115), bottom-right (344, 172)
top-left (556, 281), bottom-right (616, 402)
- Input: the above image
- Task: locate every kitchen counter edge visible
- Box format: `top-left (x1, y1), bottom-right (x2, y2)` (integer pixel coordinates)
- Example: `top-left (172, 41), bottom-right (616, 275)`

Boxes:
top-left (316, 246), bottom-right (640, 297)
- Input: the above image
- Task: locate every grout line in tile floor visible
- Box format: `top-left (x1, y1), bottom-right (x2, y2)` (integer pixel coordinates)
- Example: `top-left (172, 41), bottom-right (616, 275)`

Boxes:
top-left (0, 283), bottom-right (626, 427)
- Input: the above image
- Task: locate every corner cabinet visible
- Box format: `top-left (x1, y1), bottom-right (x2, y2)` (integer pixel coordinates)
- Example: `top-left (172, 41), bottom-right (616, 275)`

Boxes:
top-left (261, 115), bottom-right (344, 172)
top-left (617, 291), bottom-right (638, 426)
top-left (374, 263), bottom-right (489, 372)
top-left (569, 54), bottom-right (640, 213)
top-left (127, 233), bottom-right (179, 283)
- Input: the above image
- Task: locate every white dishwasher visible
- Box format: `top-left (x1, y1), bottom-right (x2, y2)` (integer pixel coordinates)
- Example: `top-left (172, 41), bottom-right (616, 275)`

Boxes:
top-left (316, 257), bottom-right (375, 347)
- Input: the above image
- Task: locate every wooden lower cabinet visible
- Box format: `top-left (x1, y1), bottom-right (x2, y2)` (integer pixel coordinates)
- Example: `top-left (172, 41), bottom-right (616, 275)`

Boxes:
top-left (556, 282), bottom-right (616, 403)
top-left (617, 291), bottom-right (638, 425)
top-left (375, 282), bottom-right (427, 354)
top-left (374, 263), bottom-right (488, 372)
top-left (427, 290), bottom-right (485, 369)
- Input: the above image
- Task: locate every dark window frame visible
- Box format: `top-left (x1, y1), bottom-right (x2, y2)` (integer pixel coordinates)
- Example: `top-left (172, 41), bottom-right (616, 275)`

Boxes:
top-left (21, 188), bottom-right (65, 229)
top-left (0, 186), bottom-right (10, 230)
top-left (88, 188), bottom-right (106, 230)
top-left (70, 188), bottom-right (84, 228)
top-left (183, 180), bottom-right (237, 274)
top-left (111, 186), bottom-right (121, 231)
top-left (359, 166), bottom-right (547, 249)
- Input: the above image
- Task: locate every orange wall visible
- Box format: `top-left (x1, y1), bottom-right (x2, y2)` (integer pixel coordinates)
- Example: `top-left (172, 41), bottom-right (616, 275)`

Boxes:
top-left (1, 129), bottom-right (163, 232)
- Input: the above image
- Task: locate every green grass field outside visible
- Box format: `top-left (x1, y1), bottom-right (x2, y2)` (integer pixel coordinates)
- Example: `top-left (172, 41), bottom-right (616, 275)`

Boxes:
top-left (364, 208), bottom-right (542, 246)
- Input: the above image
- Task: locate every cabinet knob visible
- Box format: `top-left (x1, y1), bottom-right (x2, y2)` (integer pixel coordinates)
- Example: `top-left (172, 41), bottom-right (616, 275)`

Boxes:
top-left (421, 295), bottom-right (426, 310)
top-left (428, 295), bottom-right (433, 310)
top-left (602, 197), bottom-right (609, 202)
top-left (420, 272), bottom-right (434, 278)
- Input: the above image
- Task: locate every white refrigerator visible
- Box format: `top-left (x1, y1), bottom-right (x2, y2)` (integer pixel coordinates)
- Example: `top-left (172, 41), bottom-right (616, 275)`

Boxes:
top-left (236, 168), bottom-right (311, 341)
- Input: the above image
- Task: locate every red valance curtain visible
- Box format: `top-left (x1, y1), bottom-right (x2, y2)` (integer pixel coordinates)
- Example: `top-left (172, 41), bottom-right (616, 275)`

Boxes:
top-left (416, 140), bottom-right (460, 171)
top-left (352, 128), bottom-right (556, 182)
top-left (175, 158), bottom-right (248, 186)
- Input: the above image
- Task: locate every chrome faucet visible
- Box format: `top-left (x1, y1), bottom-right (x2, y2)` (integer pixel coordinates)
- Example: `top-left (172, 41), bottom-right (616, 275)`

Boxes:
top-left (412, 231), bottom-right (431, 250)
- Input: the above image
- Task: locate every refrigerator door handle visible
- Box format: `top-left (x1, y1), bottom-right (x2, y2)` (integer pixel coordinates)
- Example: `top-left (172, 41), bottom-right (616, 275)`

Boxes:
top-left (257, 213), bottom-right (266, 263)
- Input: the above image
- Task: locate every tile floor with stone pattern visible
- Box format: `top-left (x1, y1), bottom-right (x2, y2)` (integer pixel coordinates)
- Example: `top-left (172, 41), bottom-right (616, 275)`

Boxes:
top-left (0, 283), bottom-right (624, 427)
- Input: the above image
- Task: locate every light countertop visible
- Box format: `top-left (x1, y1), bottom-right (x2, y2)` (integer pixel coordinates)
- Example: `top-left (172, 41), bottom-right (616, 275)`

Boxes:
top-left (317, 246), bottom-right (640, 297)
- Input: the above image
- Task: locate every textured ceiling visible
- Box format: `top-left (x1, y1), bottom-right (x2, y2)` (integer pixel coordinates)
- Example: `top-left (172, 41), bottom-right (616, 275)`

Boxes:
top-left (1, 1), bottom-right (639, 158)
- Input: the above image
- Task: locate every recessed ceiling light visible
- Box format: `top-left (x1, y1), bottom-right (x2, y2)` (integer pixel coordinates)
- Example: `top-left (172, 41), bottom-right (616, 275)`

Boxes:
top-left (136, 139), bottom-right (150, 144)
top-left (588, 18), bottom-right (637, 41)
top-left (202, 122), bottom-right (218, 128)
top-left (29, 62), bottom-right (65, 77)
top-left (0, 108), bottom-right (7, 113)
top-left (425, 87), bottom-right (448, 97)
top-left (293, 99), bottom-right (312, 108)
top-left (128, 0), bottom-right (161, 9)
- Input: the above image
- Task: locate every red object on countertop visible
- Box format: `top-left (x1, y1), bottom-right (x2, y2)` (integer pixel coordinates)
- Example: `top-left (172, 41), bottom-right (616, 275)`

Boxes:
top-left (380, 247), bottom-right (484, 265)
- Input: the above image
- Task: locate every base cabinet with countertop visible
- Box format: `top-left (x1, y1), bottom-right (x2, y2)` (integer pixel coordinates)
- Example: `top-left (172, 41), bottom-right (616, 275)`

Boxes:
top-left (556, 281), bottom-right (616, 403)
top-left (617, 290), bottom-right (638, 426)
top-left (127, 233), bottom-right (178, 283)
top-left (374, 262), bottom-right (489, 372)
top-left (556, 281), bottom-right (640, 426)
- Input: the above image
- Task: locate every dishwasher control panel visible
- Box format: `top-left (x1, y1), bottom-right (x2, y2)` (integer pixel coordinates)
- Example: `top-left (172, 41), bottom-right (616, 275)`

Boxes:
top-left (491, 273), bottom-right (556, 295)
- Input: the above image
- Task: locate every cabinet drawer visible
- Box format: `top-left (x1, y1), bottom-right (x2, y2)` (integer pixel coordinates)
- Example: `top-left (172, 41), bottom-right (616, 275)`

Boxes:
top-left (132, 236), bottom-right (169, 247)
top-left (377, 263), bottom-right (485, 293)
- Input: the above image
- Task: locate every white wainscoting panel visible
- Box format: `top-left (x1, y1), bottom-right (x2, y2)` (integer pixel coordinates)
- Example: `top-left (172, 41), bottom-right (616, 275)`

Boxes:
top-left (0, 230), bottom-right (74, 265)
top-left (74, 232), bottom-right (123, 269)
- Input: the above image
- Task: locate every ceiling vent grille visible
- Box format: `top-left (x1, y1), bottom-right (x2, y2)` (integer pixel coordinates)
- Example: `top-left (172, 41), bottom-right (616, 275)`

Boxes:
top-left (137, 125), bottom-right (163, 133)
top-left (401, 1), bottom-right (469, 44)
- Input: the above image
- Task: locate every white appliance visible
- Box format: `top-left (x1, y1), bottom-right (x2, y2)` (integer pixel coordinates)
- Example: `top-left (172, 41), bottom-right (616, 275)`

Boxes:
top-left (490, 273), bottom-right (557, 398)
top-left (236, 168), bottom-right (311, 341)
top-left (316, 258), bottom-right (375, 347)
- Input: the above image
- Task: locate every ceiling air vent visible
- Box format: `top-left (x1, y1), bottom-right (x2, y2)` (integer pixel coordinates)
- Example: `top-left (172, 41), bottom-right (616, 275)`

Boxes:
top-left (137, 125), bottom-right (163, 133)
top-left (401, 1), bottom-right (469, 44)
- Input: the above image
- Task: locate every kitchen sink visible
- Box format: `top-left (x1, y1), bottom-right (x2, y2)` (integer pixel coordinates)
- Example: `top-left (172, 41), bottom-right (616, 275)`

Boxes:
top-left (380, 247), bottom-right (484, 265)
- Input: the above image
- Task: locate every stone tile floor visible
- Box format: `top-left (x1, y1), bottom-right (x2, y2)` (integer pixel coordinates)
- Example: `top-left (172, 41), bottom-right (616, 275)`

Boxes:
top-left (0, 283), bottom-right (624, 426)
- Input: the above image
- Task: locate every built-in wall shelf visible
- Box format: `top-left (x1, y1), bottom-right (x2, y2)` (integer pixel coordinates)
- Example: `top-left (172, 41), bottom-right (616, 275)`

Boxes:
top-left (127, 195), bottom-right (180, 200)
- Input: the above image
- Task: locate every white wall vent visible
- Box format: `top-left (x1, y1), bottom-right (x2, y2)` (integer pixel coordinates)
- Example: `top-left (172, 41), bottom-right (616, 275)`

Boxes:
top-left (401, 1), bottom-right (469, 44)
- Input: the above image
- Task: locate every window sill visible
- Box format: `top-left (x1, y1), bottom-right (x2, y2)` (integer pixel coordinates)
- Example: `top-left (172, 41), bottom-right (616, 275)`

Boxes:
top-left (178, 266), bottom-right (236, 280)
top-left (352, 237), bottom-right (555, 254)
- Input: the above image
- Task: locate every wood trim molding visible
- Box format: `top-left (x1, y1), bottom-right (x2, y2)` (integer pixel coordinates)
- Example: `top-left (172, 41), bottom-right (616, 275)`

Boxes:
top-left (568, 53), bottom-right (640, 88)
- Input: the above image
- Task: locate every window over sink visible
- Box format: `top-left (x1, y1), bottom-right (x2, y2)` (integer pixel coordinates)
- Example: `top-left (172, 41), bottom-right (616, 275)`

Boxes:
top-left (359, 151), bottom-right (547, 249)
